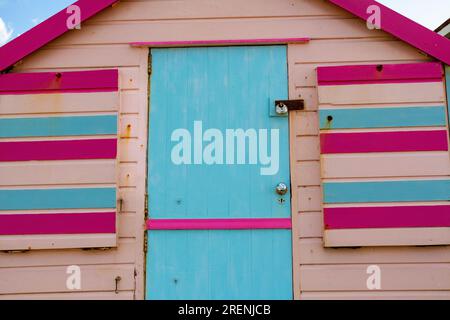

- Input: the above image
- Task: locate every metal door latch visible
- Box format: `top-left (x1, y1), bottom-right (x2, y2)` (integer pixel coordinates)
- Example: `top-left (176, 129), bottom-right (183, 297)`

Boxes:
top-left (275, 100), bottom-right (304, 114)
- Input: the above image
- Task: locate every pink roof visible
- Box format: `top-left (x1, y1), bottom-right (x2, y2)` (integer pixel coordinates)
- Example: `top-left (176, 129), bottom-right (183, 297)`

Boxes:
top-left (0, 0), bottom-right (449, 72)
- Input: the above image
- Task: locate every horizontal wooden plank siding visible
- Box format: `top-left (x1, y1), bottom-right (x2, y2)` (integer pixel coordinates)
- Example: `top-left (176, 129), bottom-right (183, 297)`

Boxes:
top-left (321, 152), bottom-right (450, 178)
top-left (318, 82), bottom-right (446, 105)
top-left (0, 92), bottom-right (119, 115)
top-left (0, 160), bottom-right (116, 186)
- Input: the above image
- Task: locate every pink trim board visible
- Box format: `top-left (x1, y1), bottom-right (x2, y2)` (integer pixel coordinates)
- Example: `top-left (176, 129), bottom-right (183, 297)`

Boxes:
top-left (317, 62), bottom-right (443, 86)
top-left (146, 218), bottom-right (292, 230)
top-left (0, 139), bottom-right (117, 161)
top-left (320, 130), bottom-right (448, 154)
top-left (324, 205), bottom-right (450, 229)
top-left (0, 70), bottom-right (119, 95)
top-left (328, 0), bottom-right (450, 65)
top-left (0, 212), bottom-right (116, 235)
top-left (130, 38), bottom-right (310, 48)
top-left (0, 0), bottom-right (119, 71)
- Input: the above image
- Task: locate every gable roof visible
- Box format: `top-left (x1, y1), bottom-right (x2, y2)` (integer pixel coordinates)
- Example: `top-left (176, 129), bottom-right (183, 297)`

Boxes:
top-left (1, 0), bottom-right (450, 72)
top-left (0, 0), bottom-right (118, 72)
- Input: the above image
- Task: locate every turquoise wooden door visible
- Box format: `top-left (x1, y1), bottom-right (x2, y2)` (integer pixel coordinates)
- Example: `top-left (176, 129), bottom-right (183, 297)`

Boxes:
top-left (146, 46), bottom-right (292, 300)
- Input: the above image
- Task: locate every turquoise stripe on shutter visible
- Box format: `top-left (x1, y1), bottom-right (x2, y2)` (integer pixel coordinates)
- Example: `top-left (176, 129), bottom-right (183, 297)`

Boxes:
top-left (319, 106), bottom-right (447, 129)
top-left (0, 188), bottom-right (116, 210)
top-left (0, 115), bottom-right (117, 138)
top-left (323, 180), bottom-right (450, 203)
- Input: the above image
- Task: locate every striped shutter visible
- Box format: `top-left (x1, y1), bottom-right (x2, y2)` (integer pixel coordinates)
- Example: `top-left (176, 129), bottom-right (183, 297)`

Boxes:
top-left (0, 70), bottom-right (119, 250)
top-left (317, 62), bottom-right (450, 247)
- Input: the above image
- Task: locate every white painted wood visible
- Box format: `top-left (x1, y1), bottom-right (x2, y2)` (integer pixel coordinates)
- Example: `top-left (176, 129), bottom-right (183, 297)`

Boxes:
top-left (324, 228), bottom-right (450, 247)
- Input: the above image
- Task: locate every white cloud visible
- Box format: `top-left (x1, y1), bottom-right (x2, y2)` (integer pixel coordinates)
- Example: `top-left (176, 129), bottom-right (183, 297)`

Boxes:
top-left (0, 17), bottom-right (13, 45)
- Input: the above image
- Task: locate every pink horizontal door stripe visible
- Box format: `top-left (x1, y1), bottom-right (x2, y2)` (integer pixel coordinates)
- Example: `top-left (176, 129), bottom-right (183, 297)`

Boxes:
top-left (0, 139), bottom-right (117, 161)
top-left (317, 62), bottom-right (443, 86)
top-left (0, 69), bottom-right (119, 95)
top-left (0, 0), bottom-right (119, 71)
top-left (130, 38), bottom-right (310, 47)
top-left (320, 130), bottom-right (448, 154)
top-left (328, 0), bottom-right (450, 65)
top-left (146, 218), bottom-right (292, 230)
top-left (324, 205), bottom-right (450, 229)
top-left (0, 212), bottom-right (116, 235)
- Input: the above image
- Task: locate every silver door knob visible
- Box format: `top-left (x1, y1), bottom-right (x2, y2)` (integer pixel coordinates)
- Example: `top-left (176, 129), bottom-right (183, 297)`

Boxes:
top-left (275, 183), bottom-right (288, 195)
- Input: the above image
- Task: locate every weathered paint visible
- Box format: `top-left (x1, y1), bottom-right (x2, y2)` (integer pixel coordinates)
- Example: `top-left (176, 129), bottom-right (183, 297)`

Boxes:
top-left (317, 62), bottom-right (443, 85)
top-left (146, 46), bottom-right (292, 299)
top-left (0, 70), bottom-right (119, 94)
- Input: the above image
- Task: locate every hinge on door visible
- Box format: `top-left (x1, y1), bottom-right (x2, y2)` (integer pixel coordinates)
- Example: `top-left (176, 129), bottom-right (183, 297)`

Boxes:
top-left (144, 193), bottom-right (149, 217)
top-left (148, 53), bottom-right (152, 75)
top-left (143, 232), bottom-right (148, 253)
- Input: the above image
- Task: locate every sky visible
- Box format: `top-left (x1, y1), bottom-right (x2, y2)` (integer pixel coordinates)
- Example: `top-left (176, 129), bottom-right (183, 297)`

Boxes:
top-left (0, 0), bottom-right (449, 46)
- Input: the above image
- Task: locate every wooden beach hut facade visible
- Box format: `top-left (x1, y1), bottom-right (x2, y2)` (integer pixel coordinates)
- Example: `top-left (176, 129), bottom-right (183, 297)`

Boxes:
top-left (0, 0), bottom-right (450, 299)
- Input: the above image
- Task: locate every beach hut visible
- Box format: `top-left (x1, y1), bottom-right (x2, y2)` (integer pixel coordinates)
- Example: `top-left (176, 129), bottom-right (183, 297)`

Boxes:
top-left (0, 0), bottom-right (450, 300)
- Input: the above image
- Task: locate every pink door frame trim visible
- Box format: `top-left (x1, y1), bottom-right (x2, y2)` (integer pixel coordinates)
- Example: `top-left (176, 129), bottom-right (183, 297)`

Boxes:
top-left (146, 218), bottom-right (292, 230)
top-left (130, 38), bottom-right (310, 48)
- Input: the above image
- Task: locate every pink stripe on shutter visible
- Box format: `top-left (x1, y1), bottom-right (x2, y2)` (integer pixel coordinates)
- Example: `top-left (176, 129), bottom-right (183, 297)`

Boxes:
top-left (320, 130), bottom-right (448, 154)
top-left (0, 212), bottom-right (116, 235)
top-left (0, 70), bottom-right (119, 95)
top-left (324, 205), bottom-right (450, 229)
top-left (317, 62), bottom-right (443, 86)
top-left (0, 139), bottom-right (117, 161)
